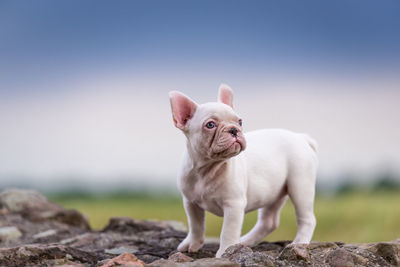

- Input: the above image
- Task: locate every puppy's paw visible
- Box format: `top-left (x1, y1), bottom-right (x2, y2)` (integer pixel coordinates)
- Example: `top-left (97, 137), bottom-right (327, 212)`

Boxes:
top-left (239, 236), bottom-right (257, 247)
top-left (216, 247), bottom-right (226, 258)
top-left (177, 236), bottom-right (204, 253)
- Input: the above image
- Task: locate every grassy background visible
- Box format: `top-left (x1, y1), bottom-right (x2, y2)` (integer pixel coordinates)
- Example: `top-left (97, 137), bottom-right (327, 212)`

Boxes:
top-left (48, 190), bottom-right (400, 243)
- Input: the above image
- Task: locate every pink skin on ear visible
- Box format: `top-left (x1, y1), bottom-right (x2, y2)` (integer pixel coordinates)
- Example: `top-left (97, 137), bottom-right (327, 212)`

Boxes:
top-left (169, 91), bottom-right (198, 130)
top-left (218, 84), bottom-right (234, 108)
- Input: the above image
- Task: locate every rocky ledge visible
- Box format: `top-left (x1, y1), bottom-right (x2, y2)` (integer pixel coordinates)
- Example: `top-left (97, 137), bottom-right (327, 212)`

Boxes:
top-left (0, 189), bottom-right (399, 267)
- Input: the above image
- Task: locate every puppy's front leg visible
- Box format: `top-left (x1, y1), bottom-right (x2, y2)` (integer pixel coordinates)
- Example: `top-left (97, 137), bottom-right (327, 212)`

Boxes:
top-left (216, 202), bottom-right (245, 258)
top-left (178, 198), bottom-right (205, 253)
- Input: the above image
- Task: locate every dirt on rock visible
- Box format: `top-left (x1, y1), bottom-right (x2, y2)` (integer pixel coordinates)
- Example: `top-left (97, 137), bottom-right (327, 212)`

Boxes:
top-left (0, 189), bottom-right (398, 267)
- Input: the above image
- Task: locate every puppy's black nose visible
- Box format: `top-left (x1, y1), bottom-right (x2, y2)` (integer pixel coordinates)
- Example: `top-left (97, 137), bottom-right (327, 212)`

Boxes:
top-left (229, 127), bottom-right (238, 137)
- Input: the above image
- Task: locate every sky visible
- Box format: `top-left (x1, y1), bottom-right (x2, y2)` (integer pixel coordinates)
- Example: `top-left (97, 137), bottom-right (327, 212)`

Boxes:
top-left (0, 1), bottom-right (399, 191)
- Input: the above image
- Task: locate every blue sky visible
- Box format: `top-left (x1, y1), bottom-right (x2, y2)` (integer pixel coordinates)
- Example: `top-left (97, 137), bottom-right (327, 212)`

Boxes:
top-left (1, 1), bottom-right (400, 94)
top-left (0, 1), bottom-right (399, 190)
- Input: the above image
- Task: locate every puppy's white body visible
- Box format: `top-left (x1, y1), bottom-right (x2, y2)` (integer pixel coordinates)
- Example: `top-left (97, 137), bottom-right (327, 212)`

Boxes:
top-left (169, 86), bottom-right (317, 257)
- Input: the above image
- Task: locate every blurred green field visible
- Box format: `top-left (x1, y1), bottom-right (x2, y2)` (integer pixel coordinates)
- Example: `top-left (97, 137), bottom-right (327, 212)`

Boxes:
top-left (49, 190), bottom-right (400, 243)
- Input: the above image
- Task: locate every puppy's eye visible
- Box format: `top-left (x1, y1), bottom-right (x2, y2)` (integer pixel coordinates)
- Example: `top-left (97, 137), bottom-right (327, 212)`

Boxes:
top-left (205, 121), bottom-right (216, 129)
top-left (238, 119), bottom-right (243, 126)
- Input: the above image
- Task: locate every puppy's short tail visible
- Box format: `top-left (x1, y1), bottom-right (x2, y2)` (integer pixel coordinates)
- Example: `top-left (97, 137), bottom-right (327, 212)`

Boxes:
top-left (302, 134), bottom-right (318, 153)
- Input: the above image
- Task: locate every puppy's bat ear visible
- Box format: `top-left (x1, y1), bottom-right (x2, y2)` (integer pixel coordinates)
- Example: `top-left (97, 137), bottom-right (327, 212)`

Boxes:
top-left (169, 91), bottom-right (198, 130)
top-left (218, 83), bottom-right (234, 108)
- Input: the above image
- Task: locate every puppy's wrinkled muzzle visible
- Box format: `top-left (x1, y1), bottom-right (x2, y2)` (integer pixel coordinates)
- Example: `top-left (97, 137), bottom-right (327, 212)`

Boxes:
top-left (234, 135), bottom-right (246, 151)
top-left (216, 133), bottom-right (246, 158)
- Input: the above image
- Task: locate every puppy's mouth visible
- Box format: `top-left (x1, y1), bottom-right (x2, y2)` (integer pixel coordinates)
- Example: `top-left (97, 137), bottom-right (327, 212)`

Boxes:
top-left (231, 136), bottom-right (246, 153)
top-left (233, 136), bottom-right (245, 150)
top-left (213, 135), bottom-right (246, 157)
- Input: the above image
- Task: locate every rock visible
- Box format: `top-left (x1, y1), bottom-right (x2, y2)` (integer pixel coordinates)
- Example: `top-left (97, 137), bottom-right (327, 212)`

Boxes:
top-left (99, 252), bottom-right (145, 267)
top-left (149, 258), bottom-right (240, 267)
top-left (278, 244), bottom-right (310, 262)
top-left (168, 252), bottom-right (194, 262)
top-left (222, 244), bottom-right (275, 267)
top-left (147, 259), bottom-right (180, 267)
top-left (103, 217), bottom-right (184, 234)
top-left (154, 220), bottom-right (187, 232)
top-left (0, 188), bottom-right (60, 213)
top-left (308, 241), bottom-right (339, 251)
top-left (184, 243), bottom-right (219, 259)
top-left (181, 258), bottom-right (240, 267)
top-left (58, 264), bottom-right (86, 267)
top-left (0, 226), bottom-right (22, 242)
top-left (33, 229), bottom-right (57, 239)
top-left (0, 207), bottom-right (9, 215)
top-left (0, 244), bottom-right (100, 267)
top-left (326, 248), bottom-right (356, 267)
top-left (367, 242), bottom-right (400, 266)
top-left (222, 244), bottom-right (253, 257)
top-left (103, 217), bottom-right (163, 234)
top-left (35, 209), bottom-right (91, 230)
top-left (105, 246), bottom-right (139, 255)
top-left (0, 188), bottom-right (90, 231)
top-left (0, 188), bottom-right (399, 267)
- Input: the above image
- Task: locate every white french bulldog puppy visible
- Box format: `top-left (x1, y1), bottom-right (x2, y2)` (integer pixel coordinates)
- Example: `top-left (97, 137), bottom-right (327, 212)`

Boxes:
top-left (169, 84), bottom-right (318, 257)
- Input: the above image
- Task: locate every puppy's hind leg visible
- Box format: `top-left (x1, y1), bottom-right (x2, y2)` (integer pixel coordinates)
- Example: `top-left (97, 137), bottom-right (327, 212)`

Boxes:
top-left (240, 195), bottom-right (288, 247)
top-left (288, 165), bottom-right (317, 244)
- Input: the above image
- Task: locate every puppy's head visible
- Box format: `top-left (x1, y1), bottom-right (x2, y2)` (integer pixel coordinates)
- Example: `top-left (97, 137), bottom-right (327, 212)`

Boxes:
top-left (169, 84), bottom-right (246, 160)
